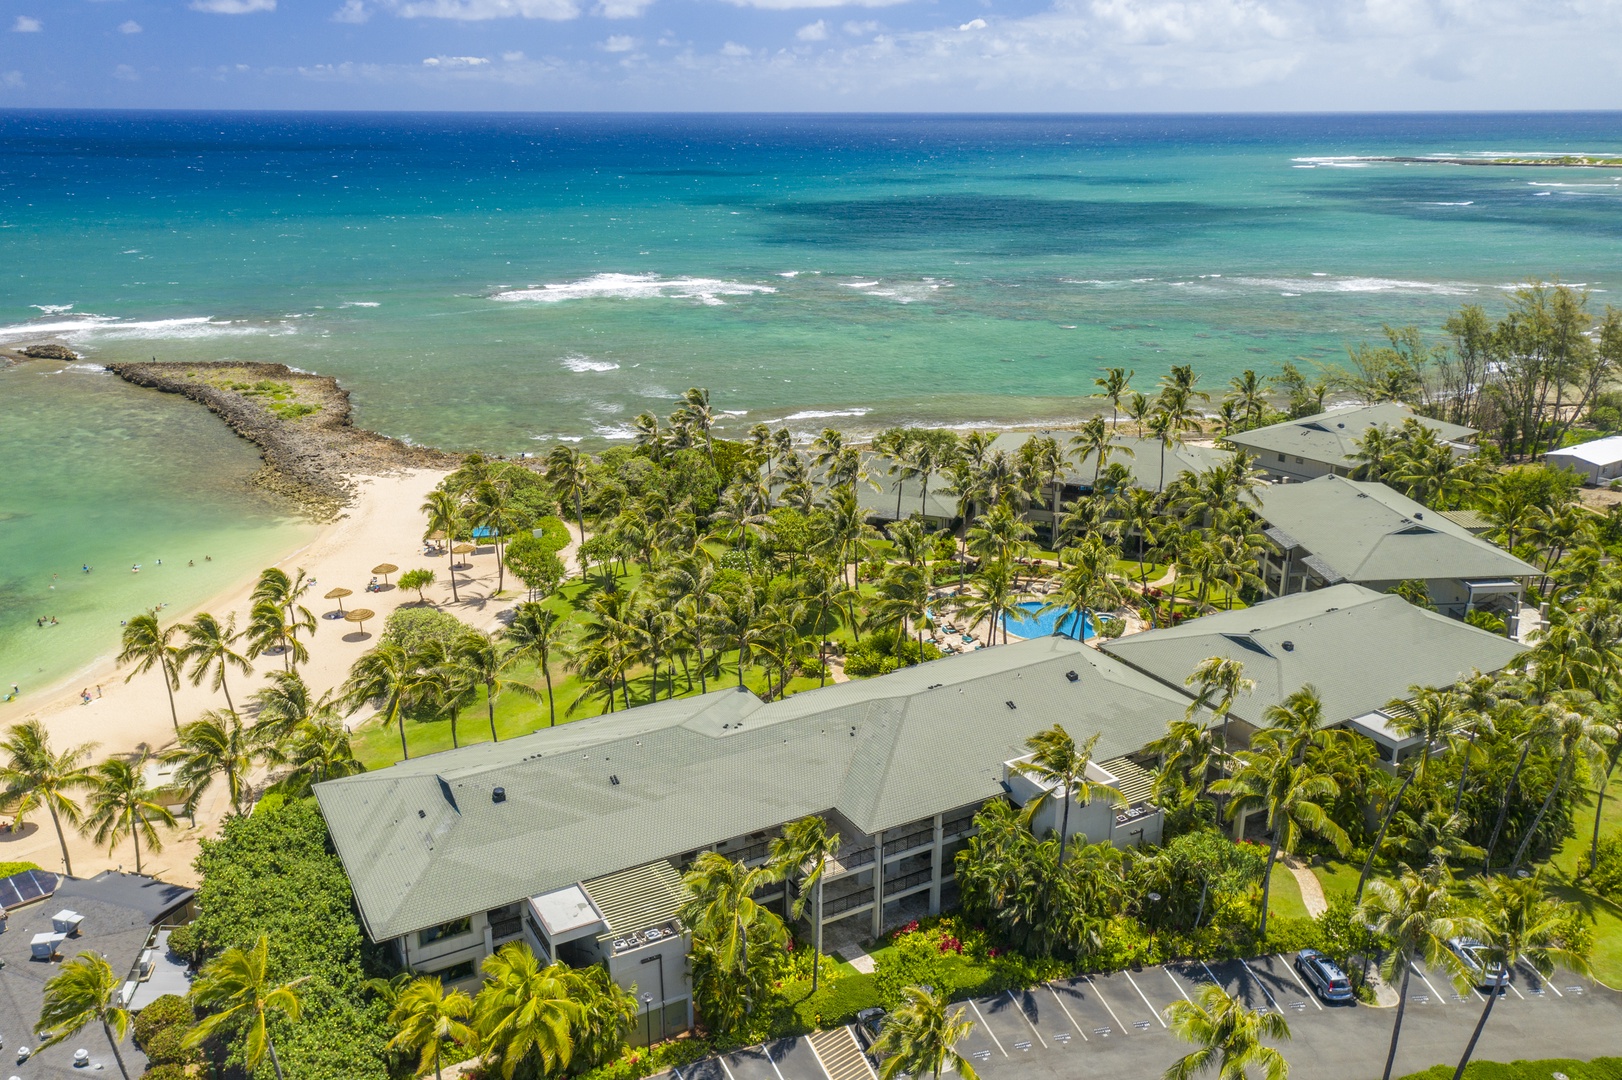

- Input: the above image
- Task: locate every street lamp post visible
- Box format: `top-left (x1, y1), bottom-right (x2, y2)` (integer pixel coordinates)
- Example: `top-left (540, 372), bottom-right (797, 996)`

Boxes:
top-left (642, 993), bottom-right (653, 1049)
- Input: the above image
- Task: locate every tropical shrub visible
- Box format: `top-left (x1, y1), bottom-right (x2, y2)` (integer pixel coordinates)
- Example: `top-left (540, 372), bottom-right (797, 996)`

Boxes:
top-left (0, 860), bottom-right (41, 877)
top-left (397, 568), bottom-right (435, 601)
top-left (843, 629), bottom-right (942, 676)
top-left (1397, 1059), bottom-right (1622, 1080)
top-left (380, 606), bottom-right (464, 654)
top-left (1579, 834), bottom-right (1622, 899)
top-left (141, 1022), bottom-right (199, 1066)
top-left (133, 994), bottom-right (192, 1047)
top-left (140, 1066), bottom-right (190, 1080)
top-left (189, 797), bottom-right (391, 1080)
top-left (505, 535), bottom-right (567, 599)
top-left (574, 1036), bottom-right (715, 1080)
top-left (164, 924), bottom-right (198, 963)
top-left (530, 515), bottom-right (572, 552)
top-left (1465, 609), bottom-right (1507, 634)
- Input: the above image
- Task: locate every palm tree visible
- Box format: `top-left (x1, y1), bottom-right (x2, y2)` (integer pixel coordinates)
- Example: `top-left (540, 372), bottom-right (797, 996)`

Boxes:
top-left (1225, 369), bottom-right (1267, 427)
top-left (180, 611), bottom-right (252, 714)
top-left (957, 558), bottom-right (1020, 645)
top-left (251, 567), bottom-right (317, 671)
top-left (1452, 872), bottom-right (1590, 1079)
top-left (270, 715), bottom-right (364, 797)
top-left (184, 934), bottom-right (308, 1080)
top-left (1146, 717), bottom-right (1219, 802)
top-left (389, 975), bottom-right (477, 1080)
top-left (470, 479), bottom-right (517, 593)
top-left (679, 387), bottom-right (718, 472)
top-left (1212, 740), bottom-right (1350, 941)
top-left (1360, 867), bottom-right (1480, 1080)
top-left (1010, 726), bottom-right (1124, 867)
top-left (1071, 416), bottom-right (1133, 489)
top-left (1184, 656), bottom-right (1255, 760)
top-left (1095, 367), bottom-right (1133, 429)
top-left (246, 597), bottom-right (313, 672)
top-left (1163, 981), bottom-right (1290, 1080)
top-left (473, 942), bottom-right (588, 1080)
top-left (423, 487), bottom-right (466, 601)
top-left (117, 609), bottom-right (183, 732)
top-left (249, 668), bottom-right (337, 748)
top-left (342, 640), bottom-right (431, 761)
top-left (871, 985), bottom-right (978, 1080)
top-left (505, 602), bottom-right (565, 726)
top-left (876, 563), bottom-right (933, 658)
top-left (680, 851), bottom-right (787, 1029)
top-left (1042, 536), bottom-right (1123, 640)
top-left (162, 709), bottom-right (257, 819)
top-left (1509, 694), bottom-right (1610, 871)
top-left (1125, 391), bottom-right (1153, 438)
top-left (448, 627), bottom-right (516, 743)
top-left (0, 719), bottom-right (94, 875)
top-left (768, 814), bottom-right (842, 992)
top-left (83, 754), bottom-right (176, 875)
top-left (35, 951), bottom-right (134, 1079)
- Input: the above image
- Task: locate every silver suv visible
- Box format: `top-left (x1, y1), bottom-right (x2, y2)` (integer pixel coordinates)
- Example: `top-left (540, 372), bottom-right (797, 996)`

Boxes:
top-left (1295, 948), bottom-right (1355, 1003)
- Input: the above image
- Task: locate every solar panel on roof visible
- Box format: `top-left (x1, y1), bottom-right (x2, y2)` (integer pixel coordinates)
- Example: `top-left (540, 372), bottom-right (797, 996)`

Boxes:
top-left (13, 871), bottom-right (45, 902)
top-left (0, 878), bottom-right (21, 909)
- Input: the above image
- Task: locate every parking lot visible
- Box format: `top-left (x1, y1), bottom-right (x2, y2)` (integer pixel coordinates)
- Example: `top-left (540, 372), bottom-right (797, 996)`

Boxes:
top-left (664, 952), bottom-right (1622, 1080)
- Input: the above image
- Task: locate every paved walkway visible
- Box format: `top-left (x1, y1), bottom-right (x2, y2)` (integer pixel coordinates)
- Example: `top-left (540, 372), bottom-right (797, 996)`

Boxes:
top-left (1284, 854), bottom-right (1329, 918)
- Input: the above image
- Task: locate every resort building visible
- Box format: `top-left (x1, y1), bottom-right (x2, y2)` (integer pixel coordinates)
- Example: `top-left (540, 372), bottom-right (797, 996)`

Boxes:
top-left (1227, 403), bottom-right (1477, 483)
top-left (316, 583), bottom-right (1529, 1035)
top-left (315, 635), bottom-right (1193, 1032)
top-left (1250, 476), bottom-right (1539, 619)
top-left (1545, 434), bottom-right (1622, 486)
top-left (1101, 583), bottom-right (1527, 767)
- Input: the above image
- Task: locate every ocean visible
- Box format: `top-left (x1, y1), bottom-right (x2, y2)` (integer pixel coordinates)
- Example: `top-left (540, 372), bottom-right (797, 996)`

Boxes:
top-left (2, 110), bottom-right (1620, 694)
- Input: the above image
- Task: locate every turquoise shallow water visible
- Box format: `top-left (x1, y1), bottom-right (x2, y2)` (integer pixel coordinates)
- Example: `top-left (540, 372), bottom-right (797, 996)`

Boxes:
top-left (2, 111), bottom-right (1621, 689)
top-left (0, 360), bottom-right (312, 701)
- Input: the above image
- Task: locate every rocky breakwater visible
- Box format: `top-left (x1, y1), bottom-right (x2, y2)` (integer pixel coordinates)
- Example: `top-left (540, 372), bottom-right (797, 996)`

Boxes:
top-left (107, 361), bottom-right (458, 519)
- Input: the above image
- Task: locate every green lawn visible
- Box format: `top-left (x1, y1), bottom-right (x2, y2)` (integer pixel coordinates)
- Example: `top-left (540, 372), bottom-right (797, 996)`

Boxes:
top-left (1311, 856), bottom-right (1367, 902)
top-left (1267, 862), bottom-right (1312, 922)
top-left (1547, 769), bottom-right (1622, 989)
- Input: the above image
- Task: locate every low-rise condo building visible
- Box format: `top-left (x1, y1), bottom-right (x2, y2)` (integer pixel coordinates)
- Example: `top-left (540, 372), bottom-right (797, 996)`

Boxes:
top-left (1227, 403), bottom-right (1476, 483)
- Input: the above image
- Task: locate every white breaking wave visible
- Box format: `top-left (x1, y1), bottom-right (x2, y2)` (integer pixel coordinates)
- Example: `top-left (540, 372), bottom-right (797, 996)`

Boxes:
top-left (0, 313), bottom-right (289, 344)
top-left (841, 278), bottom-right (952, 304)
top-left (341, 301), bottom-right (381, 308)
top-left (31, 303), bottom-right (73, 315)
top-left (1212, 276), bottom-right (1478, 297)
top-left (592, 422), bottom-right (639, 440)
top-left (776, 408), bottom-right (872, 422)
top-left (560, 355), bottom-right (620, 373)
top-left (721, 410), bottom-right (750, 417)
top-left (492, 273), bottom-right (776, 307)
top-left (1425, 201), bottom-right (1475, 206)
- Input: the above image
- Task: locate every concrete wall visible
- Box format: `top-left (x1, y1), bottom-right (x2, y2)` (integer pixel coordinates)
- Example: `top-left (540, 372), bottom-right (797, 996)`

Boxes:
top-left (1230, 443), bottom-right (1345, 483)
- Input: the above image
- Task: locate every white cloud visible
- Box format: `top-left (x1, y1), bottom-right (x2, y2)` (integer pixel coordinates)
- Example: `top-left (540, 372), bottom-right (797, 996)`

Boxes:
top-left (843, 19), bottom-right (877, 33)
top-left (602, 34), bottom-right (637, 50)
top-left (385, 0), bottom-right (579, 18)
top-left (721, 0), bottom-right (905, 9)
top-left (113, 64), bottom-right (139, 81)
top-left (594, 0), bottom-right (654, 16)
top-left (332, 0), bottom-right (371, 22)
top-left (958, 17), bottom-right (985, 29)
top-left (797, 18), bottom-right (828, 39)
top-left (1, 70), bottom-right (23, 87)
top-left (720, 40), bottom-right (752, 55)
top-left (119, 19), bottom-right (143, 33)
top-left (422, 54), bottom-right (491, 65)
top-left (502, 50), bottom-right (527, 60)
top-left (190, 0), bottom-right (277, 12)
top-left (11, 15), bottom-right (41, 32)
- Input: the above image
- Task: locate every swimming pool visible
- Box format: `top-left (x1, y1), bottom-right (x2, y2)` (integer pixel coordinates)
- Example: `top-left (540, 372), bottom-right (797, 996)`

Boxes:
top-left (1003, 600), bottom-right (1098, 641)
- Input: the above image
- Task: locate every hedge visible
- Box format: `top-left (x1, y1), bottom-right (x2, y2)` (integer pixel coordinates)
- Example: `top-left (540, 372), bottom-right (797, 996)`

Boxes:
top-left (189, 797), bottom-right (391, 1080)
top-left (1399, 1058), bottom-right (1622, 1080)
top-left (532, 516), bottom-right (572, 552)
top-left (0, 860), bottom-right (42, 878)
top-left (133, 994), bottom-right (192, 1048)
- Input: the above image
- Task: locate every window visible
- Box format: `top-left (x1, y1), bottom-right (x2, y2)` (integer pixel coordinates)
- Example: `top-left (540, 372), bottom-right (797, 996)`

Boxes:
top-left (433, 960), bottom-right (476, 983)
top-left (418, 916), bottom-right (473, 947)
top-left (1277, 453), bottom-right (1286, 463)
top-left (1294, 456), bottom-right (1304, 464)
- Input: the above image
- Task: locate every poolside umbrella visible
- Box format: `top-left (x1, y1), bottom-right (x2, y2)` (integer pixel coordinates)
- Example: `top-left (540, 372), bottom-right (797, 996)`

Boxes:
top-left (324, 586), bottom-right (352, 615)
top-left (344, 608), bottom-right (375, 637)
top-left (451, 543), bottom-right (475, 570)
top-left (372, 563), bottom-right (398, 585)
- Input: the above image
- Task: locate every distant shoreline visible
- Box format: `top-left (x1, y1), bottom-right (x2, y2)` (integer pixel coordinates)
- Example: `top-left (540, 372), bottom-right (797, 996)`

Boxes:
top-left (106, 360), bottom-right (459, 520)
top-left (1335, 155), bottom-right (1622, 168)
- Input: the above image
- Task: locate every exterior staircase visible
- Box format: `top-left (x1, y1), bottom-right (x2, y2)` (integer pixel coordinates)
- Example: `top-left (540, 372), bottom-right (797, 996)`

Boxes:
top-left (808, 1027), bottom-right (876, 1080)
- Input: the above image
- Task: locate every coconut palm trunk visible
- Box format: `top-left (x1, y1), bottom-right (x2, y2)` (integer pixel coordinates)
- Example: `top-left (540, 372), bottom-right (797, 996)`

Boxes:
top-left (1452, 975), bottom-right (1503, 1080)
top-left (103, 1018), bottom-right (131, 1080)
top-left (1380, 965), bottom-right (1414, 1080)
top-left (1257, 834), bottom-right (1281, 942)
top-left (1356, 770), bottom-right (1416, 905)
top-left (1484, 740), bottom-right (1536, 874)
top-left (47, 799), bottom-right (74, 876)
top-left (267, 1038), bottom-right (286, 1080)
top-left (1588, 742), bottom-right (1622, 876)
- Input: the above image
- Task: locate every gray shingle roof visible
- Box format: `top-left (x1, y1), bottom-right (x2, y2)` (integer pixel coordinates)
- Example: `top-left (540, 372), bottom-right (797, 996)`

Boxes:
top-left (1228, 403), bottom-right (1476, 470)
top-left (1100, 583), bottom-right (1526, 728)
top-left (316, 637), bottom-right (1194, 943)
top-left (1254, 476), bottom-right (1539, 584)
top-left (986, 432), bottom-right (1232, 493)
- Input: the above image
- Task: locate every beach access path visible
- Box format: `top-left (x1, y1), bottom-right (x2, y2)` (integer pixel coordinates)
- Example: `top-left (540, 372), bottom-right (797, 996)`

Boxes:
top-left (0, 468), bottom-right (552, 886)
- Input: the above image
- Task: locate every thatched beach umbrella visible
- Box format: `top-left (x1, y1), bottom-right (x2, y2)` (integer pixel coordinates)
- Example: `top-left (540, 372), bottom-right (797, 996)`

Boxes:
top-left (344, 608), bottom-right (375, 637)
top-left (324, 586), bottom-right (352, 616)
top-left (372, 563), bottom-right (398, 585)
top-left (451, 543), bottom-right (475, 569)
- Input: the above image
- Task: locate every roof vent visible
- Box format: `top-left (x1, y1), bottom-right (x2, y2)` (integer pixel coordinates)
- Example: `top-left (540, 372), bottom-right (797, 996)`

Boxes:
top-left (610, 775), bottom-right (620, 786)
top-left (417, 809), bottom-right (426, 819)
top-left (492, 787), bottom-right (506, 804)
top-left (1414, 511), bottom-right (1424, 519)
top-left (1065, 670), bottom-right (1079, 682)
top-left (1282, 641), bottom-right (1295, 652)
top-left (1006, 700), bottom-right (1017, 710)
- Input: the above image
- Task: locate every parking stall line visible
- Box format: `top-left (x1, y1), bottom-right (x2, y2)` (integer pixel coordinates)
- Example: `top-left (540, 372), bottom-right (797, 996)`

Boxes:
top-left (1164, 966), bottom-right (1195, 1004)
top-left (1240, 959), bottom-right (1284, 1012)
top-left (1412, 964), bottom-right (1448, 1005)
top-left (1529, 961), bottom-right (1564, 997)
top-left (1505, 977), bottom-right (1526, 1000)
top-left (1045, 984), bottom-right (1088, 1042)
top-left (764, 1045), bottom-right (788, 1080)
top-left (1281, 958), bottom-right (1323, 1010)
top-left (720, 1058), bottom-right (741, 1080)
top-left (1086, 976), bottom-right (1133, 1034)
top-left (1122, 969), bottom-right (1169, 1027)
top-left (1005, 991), bottom-right (1048, 1048)
top-left (968, 1000), bottom-right (1009, 1057)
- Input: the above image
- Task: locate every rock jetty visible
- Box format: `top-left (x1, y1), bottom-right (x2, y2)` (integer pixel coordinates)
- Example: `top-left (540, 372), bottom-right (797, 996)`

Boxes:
top-left (107, 360), bottom-right (458, 520)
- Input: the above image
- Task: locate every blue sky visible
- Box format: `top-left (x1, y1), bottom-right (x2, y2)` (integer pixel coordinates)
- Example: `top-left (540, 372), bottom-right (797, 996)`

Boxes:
top-left (3, 0), bottom-right (1622, 111)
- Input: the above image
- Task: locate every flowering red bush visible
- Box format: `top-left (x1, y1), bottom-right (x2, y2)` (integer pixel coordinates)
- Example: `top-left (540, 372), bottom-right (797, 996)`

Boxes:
top-left (937, 935), bottom-right (964, 954)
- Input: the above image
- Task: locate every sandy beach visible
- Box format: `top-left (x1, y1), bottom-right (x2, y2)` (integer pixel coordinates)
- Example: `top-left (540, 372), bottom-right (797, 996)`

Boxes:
top-left (0, 467), bottom-right (549, 886)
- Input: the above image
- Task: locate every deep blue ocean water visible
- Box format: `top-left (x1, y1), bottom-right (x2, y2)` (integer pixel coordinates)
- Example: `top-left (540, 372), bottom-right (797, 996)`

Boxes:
top-left (2, 111), bottom-right (1620, 691)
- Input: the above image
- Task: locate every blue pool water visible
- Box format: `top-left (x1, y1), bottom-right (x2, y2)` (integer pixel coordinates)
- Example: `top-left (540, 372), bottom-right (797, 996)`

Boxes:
top-left (1004, 601), bottom-right (1096, 641)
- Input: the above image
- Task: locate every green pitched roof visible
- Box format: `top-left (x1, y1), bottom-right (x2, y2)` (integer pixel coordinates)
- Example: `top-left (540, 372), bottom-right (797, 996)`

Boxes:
top-left (1228, 403), bottom-right (1475, 470)
top-left (1254, 476), bottom-right (1539, 584)
top-left (986, 432), bottom-right (1232, 493)
top-left (1101, 583), bottom-right (1526, 729)
top-left (316, 637), bottom-right (1193, 942)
